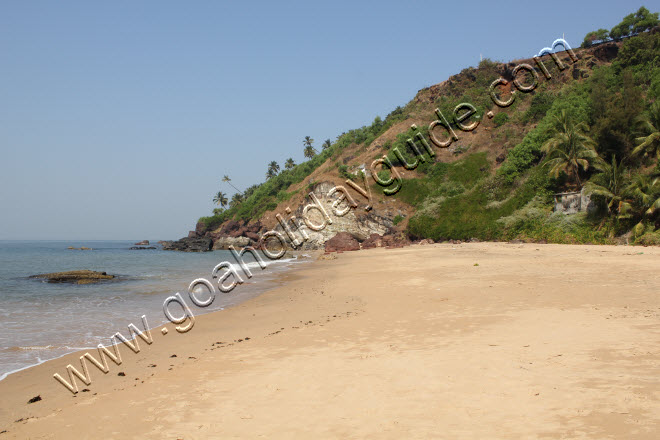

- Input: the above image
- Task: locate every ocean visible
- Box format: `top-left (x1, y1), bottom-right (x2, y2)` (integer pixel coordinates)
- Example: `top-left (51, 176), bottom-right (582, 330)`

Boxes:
top-left (0, 240), bottom-right (307, 380)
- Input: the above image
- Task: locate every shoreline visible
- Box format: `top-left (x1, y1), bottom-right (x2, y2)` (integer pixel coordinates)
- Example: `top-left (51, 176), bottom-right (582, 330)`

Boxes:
top-left (1, 242), bottom-right (659, 438)
top-left (0, 250), bottom-right (318, 385)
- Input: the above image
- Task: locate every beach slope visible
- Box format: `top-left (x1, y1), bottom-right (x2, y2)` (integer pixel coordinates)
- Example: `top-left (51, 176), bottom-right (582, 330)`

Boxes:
top-left (1, 242), bottom-right (659, 439)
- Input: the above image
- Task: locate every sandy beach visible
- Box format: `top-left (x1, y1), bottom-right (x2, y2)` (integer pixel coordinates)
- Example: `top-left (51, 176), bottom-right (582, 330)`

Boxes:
top-left (1, 242), bottom-right (659, 439)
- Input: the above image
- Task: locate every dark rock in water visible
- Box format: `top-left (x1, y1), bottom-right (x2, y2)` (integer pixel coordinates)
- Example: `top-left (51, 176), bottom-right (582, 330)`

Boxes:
top-left (161, 237), bottom-right (213, 252)
top-left (134, 240), bottom-right (150, 246)
top-left (129, 246), bottom-right (157, 250)
top-left (30, 270), bottom-right (115, 284)
top-left (325, 232), bottom-right (360, 252)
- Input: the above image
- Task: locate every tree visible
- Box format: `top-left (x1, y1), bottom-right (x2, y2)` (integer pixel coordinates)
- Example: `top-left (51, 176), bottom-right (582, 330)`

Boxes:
top-left (627, 173), bottom-right (660, 217)
top-left (230, 192), bottom-right (244, 208)
top-left (582, 28), bottom-right (610, 48)
top-left (585, 156), bottom-right (632, 218)
top-left (541, 110), bottom-right (599, 187)
top-left (322, 139), bottom-right (332, 150)
top-left (591, 69), bottom-right (643, 161)
top-left (212, 191), bottom-right (228, 207)
top-left (222, 175), bottom-right (242, 193)
top-left (266, 161), bottom-right (280, 179)
top-left (303, 136), bottom-right (317, 159)
top-left (610, 7), bottom-right (659, 40)
top-left (284, 158), bottom-right (296, 170)
top-left (243, 184), bottom-right (260, 198)
top-left (633, 102), bottom-right (660, 161)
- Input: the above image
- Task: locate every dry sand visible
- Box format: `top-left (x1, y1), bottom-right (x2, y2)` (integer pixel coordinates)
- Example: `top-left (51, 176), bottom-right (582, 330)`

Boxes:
top-left (1, 242), bottom-right (659, 439)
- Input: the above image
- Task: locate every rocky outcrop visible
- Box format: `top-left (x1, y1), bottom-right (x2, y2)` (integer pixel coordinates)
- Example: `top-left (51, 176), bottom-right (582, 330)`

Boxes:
top-left (134, 240), bottom-right (149, 245)
top-left (30, 270), bottom-right (115, 284)
top-left (129, 246), bottom-right (157, 250)
top-left (189, 181), bottom-right (395, 252)
top-left (270, 181), bottom-right (394, 251)
top-left (324, 232), bottom-right (360, 252)
top-left (212, 236), bottom-right (251, 250)
top-left (593, 42), bottom-right (618, 62)
top-left (161, 237), bottom-right (213, 252)
top-left (361, 233), bottom-right (384, 249)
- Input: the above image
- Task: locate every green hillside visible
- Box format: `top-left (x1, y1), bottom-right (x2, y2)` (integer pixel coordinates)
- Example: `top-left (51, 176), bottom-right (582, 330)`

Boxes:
top-left (202, 7), bottom-right (660, 246)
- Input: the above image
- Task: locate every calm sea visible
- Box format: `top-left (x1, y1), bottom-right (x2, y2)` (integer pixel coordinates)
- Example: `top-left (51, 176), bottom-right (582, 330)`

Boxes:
top-left (0, 240), bottom-right (307, 380)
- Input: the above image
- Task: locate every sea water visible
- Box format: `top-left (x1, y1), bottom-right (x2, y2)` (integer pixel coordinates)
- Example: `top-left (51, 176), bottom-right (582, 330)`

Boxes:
top-left (0, 240), bottom-right (306, 380)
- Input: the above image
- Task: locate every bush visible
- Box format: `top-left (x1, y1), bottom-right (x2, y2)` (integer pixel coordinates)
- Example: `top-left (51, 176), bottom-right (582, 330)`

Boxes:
top-left (493, 113), bottom-right (509, 127)
top-left (393, 215), bottom-right (404, 225)
top-left (634, 231), bottom-right (660, 246)
top-left (522, 92), bottom-right (554, 123)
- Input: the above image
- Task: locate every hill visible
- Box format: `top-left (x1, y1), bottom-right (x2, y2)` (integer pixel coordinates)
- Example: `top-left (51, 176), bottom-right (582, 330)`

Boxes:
top-left (172, 8), bottom-right (660, 252)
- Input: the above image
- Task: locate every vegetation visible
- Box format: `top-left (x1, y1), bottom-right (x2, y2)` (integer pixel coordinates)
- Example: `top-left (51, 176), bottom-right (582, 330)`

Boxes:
top-left (285, 158), bottom-right (296, 170)
top-left (541, 110), bottom-right (598, 187)
top-left (197, 7), bottom-right (660, 246)
top-left (212, 191), bottom-right (228, 207)
top-left (222, 175), bottom-right (241, 193)
top-left (303, 136), bottom-right (317, 159)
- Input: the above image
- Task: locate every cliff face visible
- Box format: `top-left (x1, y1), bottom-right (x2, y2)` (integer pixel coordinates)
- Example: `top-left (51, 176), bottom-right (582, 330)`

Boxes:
top-left (185, 181), bottom-right (396, 251)
top-left (270, 181), bottom-right (394, 250)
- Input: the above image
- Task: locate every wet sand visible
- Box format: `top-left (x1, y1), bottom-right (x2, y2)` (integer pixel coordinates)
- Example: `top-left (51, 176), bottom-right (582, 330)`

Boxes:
top-left (1, 242), bottom-right (659, 439)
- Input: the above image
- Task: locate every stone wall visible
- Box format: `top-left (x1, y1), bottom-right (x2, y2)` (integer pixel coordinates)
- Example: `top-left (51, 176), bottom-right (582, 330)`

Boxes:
top-left (553, 187), bottom-right (596, 215)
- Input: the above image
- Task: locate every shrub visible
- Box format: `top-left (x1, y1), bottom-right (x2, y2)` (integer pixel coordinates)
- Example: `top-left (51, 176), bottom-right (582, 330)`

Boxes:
top-left (522, 92), bottom-right (554, 123)
top-left (635, 231), bottom-right (660, 246)
top-left (393, 215), bottom-right (404, 225)
top-left (493, 113), bottom-right (509, 127)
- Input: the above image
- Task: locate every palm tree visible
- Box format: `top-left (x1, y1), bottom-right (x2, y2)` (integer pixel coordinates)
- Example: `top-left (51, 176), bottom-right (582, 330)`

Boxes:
top-left (230, 193), bottom-right (244, 208)
top-left (322, 139), bottom-right (332, 150)
top-left (632, 102), bottom-right (660, 161)
top-left (541, 110), bottom-right (599, 187)
top-left (284, 158), bottom-right (296, 170)
top-left (303, 136), bottom-right (317, 159)
top-left (212, 191), bottom-right (228, 207)
top-left (266, 161), bottom-right (279, 180)
top-left (585, 156), bottom-right (632, 218)
top-left (222, 175), bottom-right (242, 193)
top-left (627, 174), bottom-right (660, 216)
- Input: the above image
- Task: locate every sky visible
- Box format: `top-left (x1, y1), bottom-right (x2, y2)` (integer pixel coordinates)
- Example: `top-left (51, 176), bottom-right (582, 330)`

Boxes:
top-left (0, 0), bottom-right (648, 240)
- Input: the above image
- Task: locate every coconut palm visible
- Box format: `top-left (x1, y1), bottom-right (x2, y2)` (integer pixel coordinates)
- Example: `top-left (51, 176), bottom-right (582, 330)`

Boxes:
top-left (585, 156), bottom-right (632, 218)
top-left (284, 158), bottom-right (296, 170)
top-left (266, 161), bottom-right (280, 180)
top-left (230, 192), bottom-right (244, 208)
top-left (222, 175), bottom-right (242, 193)
top-left (632, 102), bottom-right (660, 161)
top-left (627, 174), bottom-right (660, 216)
top-left (541, 110), bottom-right (599, 187)
top-left (322, 139), bottom-right (332, 150)
top-left (303, 136), bottom-right (317, 159)
top-left (212, 191), bottom-right (228, 207)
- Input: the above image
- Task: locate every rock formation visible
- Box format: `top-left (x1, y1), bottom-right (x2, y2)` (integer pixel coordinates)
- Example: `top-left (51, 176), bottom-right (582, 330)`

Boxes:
top-left (30, 270), bottom-right (115, 284)
top-left (161, 237), bottom-right (213, 252)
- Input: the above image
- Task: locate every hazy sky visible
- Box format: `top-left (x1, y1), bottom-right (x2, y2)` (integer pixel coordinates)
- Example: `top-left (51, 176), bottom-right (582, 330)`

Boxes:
top-left (0, 0), bottom-right (644, 240)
